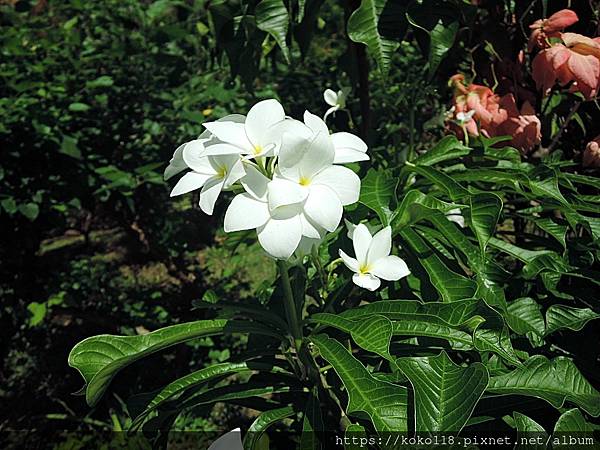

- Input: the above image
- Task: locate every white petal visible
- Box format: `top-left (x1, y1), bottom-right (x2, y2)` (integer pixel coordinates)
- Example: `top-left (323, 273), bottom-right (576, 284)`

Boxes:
top-left (170, 172), bottom-right (212, 196)
top-left (201, 114), bottom-right (246, 145)
top-left (352, 273), bottom-right (381, 291)
top-left (268, 177), bottom-right (308, 211)
top-left (446, 208), bottom-right (465, 228)
top-left (331, 132), bottom-right (369, 163)
top-left (203, 143), bottom-right (245, 156)
top-left (277, 133), bottom-right (312, 182)
top-left (303, 110), bottom-right (329, 135)
top-left (263, 118), bottom-right (311, 156)
top-left (295, 236), bottom-right (322, 258)
top-left (301, 213), bottom-right (323, 239)
top-left (344, 219), bottom-right (357, 240)
top-left (224, 159), bottom-right (246, 188)
top-left (182, 141), bottom-right (214, 173)
top-left (324, 89), bottom-right (338, 106)
top-left (241, 165), bottom-right (269, 201)
top-left (367, 226), bottom-right (392, 264)
top-left (352, 223), bottom-right (372, 265)
top-left (303, 185), bottom-right (342, 232)
top-left (199, 177), bottom-right (225, 215)
top-left (323, 106), bottom-right (339, 122)
top-left (257, 214), bottom-right (302, 259)
top-left (224, 194), bottom-right (270, 232)
top-left (370, 255), bottom-right (410, 281)
top-left (208, 428), bottom-right (243, 450)
top-left (245, 99), bottom-right (285, 147)
top-left (202, 120), bottom-right (252, 151)
top-left (298, 131), bottom-right (335, 180)
top-left (164, 143), bottom-right (188, 180)
top-left (311, 165), bottom-right (360, 205)
top-left (339, 249), bottom-right (359, 273)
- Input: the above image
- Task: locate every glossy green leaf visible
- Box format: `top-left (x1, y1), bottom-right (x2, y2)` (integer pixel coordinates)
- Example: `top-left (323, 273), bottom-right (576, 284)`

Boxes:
top-left (347, 0), bottom-right (400, 75)
top-left (487, 356), bottom-right (600, 416)
top-left (469, 193), bottom-right (502, 254)
top-left (513, 412), bottom-right (547, 450)
top-left (243, 406), bottom-right (296, 450)
top-left (407, 164), bottom-right (470, 201)
top-left (300, 392), bottom-right (324, 450)
top-left (310, 313), bottom-right (392, 359)
top-left (396, 351), bottom-right (488, 432)
top-left (359, 169), bottom-right (397, 225)
top-left (553, 408), bottom-right (597, 434)
top-left (473, 326), bottom-right (521, 366)
top-left (413, 136), bottom-right (470, 166)
top-left (506, 297), bottom-right (544, 346)
top-left (68, 320), bottom-right (281, 406)
top-left (312, 334), bottom-right (408, 431)
top-left (544, 305), bottom-right (600, 336)
top-left (400, 228), bottom-right (477, 302)
top-left (255, 0), bottom-right (291, 63)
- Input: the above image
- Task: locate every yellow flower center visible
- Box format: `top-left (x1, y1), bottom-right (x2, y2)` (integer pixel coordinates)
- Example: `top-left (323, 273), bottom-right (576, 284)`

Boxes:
top-left (253, 145), bottom-right (263, 155)
top-left (299, 176), bottom-right (311, 186)
top-left (358, 264), bottom-right (371, 274)
top-left (216, 166), bottom-right (227, 178)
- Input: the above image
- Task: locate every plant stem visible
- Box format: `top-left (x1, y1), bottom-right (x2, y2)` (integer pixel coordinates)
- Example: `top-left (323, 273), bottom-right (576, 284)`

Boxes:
top-left (277, 260), bottom-right (303, 351)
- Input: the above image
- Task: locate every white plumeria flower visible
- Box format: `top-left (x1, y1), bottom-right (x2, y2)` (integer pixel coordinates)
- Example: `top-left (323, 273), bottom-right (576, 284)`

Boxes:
top-left (323, 87), bottom-right (349, 121)
top-left (200, 99), bottom-right (288, 159)
top-left (169, 140), bottom-right (245, 215)
top-left (224, 165), bottom-right (312, 259)
top-left (208, 428), bottom-right (243, 450)
top-left (446, 207), bottom-right (465, 228)
top-left (455, 110), bottom-right (475, 126)
top-left (164, 114), bottom-right (245, 180)
top-left (280, 111), bottom-right (368, 164)
top-left (340, 224), bottom-right (410, 291)
top-left (274, 131), bottom-right (360, 233)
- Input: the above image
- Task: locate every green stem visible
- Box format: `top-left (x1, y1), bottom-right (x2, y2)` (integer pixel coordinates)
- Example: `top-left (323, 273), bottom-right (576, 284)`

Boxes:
top-left (277, 260), bottom-right (303, 351)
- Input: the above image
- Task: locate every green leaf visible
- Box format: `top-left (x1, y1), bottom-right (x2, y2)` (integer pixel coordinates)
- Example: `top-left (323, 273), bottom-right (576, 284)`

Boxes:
top-left (396, 351), bottom-right (488, 432)
top-left (487, 356), bottom-right (600, 417)
top-left (86, 75), bottom-right (114, 89)
top-left (255, 0), bottom-right (291, 63)
top-left (1, 198), bottom-right (17, 215)
top-left (68, 320), bottom-right (280, 406)
top-left (405, 2), bottom-right (460, 78)
top-left (359, 169), bottom-right (397, 225)
top-left (413, 136), bottom-right (471, 166)
top-left (513, 412), bottom-right (547, 450)
top-left (473, 326), bottom-right (521, 366)
top-left (391, 190), bottom-right (457, 231)
top-left (68, 102), bottom-right (91, 112)
top-left (310, 313), bottom-right (392, 359)
top-left (407, 164), bottom-right (470, 201)
top-left (19, 202), bottom-right (39, 221)
top-left (469, 193), bottom-right (502, 254)
top-left (535, 218), bottom-right (567, 248)
top-left (60, 135), bottom-right (82, 159)
top-left (506, 297), bottom-right (544, 346)
top-left (312, 334), bottom-right (408, 431)
top-left (392, 319), bottom-right (474, 350)
top-left (243, 406), bottom-right (296, 450)
top-left (340, 299), bottom-right (482, 328)
top-left (545, 305), bottom-right (600, 336)
top-left (553, 408), bottom-right (597, 435)
top-left (300, 392), bottom-right (324, 450)
top-left (347, 0), bottom-right (400, 75)
top-left (136, 361), bottom-right (288, 425)
top-left (27, 302), bottom-right (47, 327)
top-left (400, 228), bottom-right (477, 302)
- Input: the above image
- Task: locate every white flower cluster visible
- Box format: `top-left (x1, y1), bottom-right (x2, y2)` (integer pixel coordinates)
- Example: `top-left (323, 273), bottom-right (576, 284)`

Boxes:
top-left (165, 99), bottom-right (368, 260)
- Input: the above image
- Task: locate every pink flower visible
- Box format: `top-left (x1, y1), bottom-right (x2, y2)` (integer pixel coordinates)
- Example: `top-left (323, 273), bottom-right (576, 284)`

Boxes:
top-left (447, 76), bottom-right (541, 154)
top-left (583, 135), bottom-right (600, 168)
top-left (529, 9), bottom-right (578, 50)
top-left (494, 95), bottom-right (541, 154)
top-left (532, 33), bottom-right (600, 99)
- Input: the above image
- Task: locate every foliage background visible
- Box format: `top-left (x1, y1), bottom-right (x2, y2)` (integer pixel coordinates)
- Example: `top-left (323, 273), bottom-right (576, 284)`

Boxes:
top-left (1, 0), bottom-right (599, 448)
